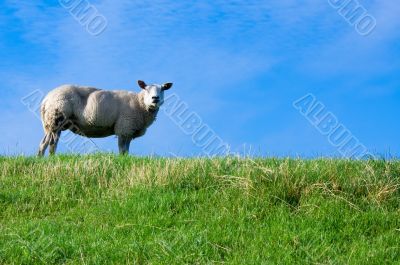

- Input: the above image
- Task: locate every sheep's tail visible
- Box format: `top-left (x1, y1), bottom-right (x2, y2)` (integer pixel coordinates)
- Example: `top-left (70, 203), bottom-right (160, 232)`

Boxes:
top-left (40, 99), bottom-right (65, 133)
top-left (40, 101), bottom-right (48, 132)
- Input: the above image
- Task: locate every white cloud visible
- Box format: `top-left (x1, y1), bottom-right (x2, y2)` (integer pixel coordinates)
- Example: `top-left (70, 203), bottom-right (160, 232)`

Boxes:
top-left (1, 0), bottom-right (398, 156)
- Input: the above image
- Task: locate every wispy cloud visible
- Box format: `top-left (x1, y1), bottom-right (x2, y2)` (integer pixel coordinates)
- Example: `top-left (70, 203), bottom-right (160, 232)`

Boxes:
top-left (0, 0), bottom-right (398, 156)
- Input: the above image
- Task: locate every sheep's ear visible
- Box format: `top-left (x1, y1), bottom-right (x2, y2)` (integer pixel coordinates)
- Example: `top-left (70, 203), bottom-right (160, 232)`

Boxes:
top-left (138, 80), bottom-right (147, 89)
top-left (162, 83), bottom-right (173, 91)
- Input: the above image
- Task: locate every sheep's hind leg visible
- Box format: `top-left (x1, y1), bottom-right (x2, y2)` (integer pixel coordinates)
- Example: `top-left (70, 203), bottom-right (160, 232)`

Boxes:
top-left (38, 133), bottom-right (51, 157)
top-left (49, 131), bottom-right (61, 156)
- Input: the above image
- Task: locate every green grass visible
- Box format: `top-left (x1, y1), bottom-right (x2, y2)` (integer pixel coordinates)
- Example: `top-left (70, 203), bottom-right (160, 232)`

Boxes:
top-left (0, 155), bottom-right (399, 264)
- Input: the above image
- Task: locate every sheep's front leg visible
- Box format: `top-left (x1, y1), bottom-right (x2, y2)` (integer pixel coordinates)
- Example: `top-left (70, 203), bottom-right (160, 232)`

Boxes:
top-left (118, 136), bottom-right (132, 155)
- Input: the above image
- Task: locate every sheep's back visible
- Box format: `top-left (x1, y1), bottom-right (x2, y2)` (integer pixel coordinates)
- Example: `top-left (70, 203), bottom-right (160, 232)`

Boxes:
top-left (82, 90), bottom-right (123, 127)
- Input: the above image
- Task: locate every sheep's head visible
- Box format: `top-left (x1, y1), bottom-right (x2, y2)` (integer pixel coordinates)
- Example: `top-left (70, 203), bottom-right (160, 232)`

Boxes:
top-left (138, 80), bottom-right (173, 112)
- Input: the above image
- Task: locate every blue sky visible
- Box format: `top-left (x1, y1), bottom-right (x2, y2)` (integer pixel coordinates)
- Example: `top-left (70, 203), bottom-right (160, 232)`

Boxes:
top-left (0, 0), bottom-right (399, 157)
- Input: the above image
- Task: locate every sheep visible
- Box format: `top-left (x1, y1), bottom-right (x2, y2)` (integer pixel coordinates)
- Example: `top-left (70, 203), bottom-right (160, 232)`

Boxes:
top-left (38, 80), bottom-right (173, 156)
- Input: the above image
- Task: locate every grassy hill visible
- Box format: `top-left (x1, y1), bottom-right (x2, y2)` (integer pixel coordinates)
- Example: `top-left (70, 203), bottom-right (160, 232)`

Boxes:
top-left (0, 155), bottom-right (399, 264)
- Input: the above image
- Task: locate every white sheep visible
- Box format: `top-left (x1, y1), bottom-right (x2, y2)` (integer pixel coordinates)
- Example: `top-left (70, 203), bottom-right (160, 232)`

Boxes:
top-left (38, 80), bottom-right (173, 156)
